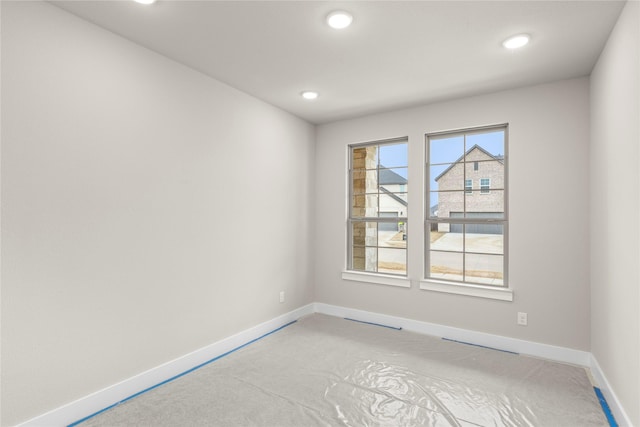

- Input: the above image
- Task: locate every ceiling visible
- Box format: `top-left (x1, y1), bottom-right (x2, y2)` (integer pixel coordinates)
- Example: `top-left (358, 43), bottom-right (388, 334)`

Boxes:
top-left (52, 1), bottom-right (625, 124)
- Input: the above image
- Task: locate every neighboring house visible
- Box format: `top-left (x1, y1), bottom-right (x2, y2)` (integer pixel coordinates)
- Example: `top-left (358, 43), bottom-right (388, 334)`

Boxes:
top-left (429, 204), bottom-right (439, 231)
top-left (434, 145), bottom-right (504, 234)
top-left (379, 167), bottom-right (407, 231)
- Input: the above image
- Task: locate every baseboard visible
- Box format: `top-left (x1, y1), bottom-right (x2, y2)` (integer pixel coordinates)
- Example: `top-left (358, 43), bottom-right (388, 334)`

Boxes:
top-left (18, 302), bottom-right (630, 427)
top-left (590, 354), bottom-right (633, 427)
top-left (18, 304), bottom-right (315, 427)
top-left (314, 303), bottom-right (592, 366)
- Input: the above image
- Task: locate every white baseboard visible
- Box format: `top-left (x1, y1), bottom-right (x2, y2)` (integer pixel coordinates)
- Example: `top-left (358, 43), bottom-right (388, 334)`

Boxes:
top-left (18, 302), bottom-right (630, 427)
top-left (18, 304), bottom-right (315, 427)
top-left (314, 303), bottom-right (591, 366)
top-left (590, 354), bottom-right (633, 427)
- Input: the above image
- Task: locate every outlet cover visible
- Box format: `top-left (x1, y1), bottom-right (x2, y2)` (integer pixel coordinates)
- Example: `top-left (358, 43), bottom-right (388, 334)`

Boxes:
top-left (517, 312), bottom-right (528, 326)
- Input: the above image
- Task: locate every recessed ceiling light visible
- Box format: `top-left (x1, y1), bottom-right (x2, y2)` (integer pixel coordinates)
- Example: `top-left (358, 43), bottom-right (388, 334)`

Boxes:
top-left (502, 34), bottom-right (530, 49)
top-left (301, 91), bottom-right (319, 100)
top-left (134, 0), bottom-right (156, 4)
top-left (326, 11), bottom-right (353, 29)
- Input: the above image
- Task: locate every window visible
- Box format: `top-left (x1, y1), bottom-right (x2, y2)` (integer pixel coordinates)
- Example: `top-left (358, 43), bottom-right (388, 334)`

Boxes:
top-left (348, 138), bottom-right (408, 276)
top-left (480, 178), bottom-right (490, 193)
top-left (425, 125), bottom-right (507, 288)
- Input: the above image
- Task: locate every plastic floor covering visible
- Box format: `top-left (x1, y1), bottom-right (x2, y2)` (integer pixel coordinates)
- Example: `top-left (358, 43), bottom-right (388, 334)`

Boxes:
top-left (78, 314), bottom-right (608, 426)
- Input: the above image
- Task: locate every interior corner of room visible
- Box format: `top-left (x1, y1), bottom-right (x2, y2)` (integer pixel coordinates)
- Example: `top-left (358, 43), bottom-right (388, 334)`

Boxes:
top-left (1, 1), bottom-right (638, 426)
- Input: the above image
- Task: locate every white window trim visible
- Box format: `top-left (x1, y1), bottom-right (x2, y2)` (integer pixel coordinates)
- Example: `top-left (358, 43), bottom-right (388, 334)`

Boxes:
top-left (342, 271), bottom-right (411, 288)
top-left (420, 278), bottom-right (513, 301)
top-left (425, 124), bottom-right (509, 292)
top-left (480, 177), bottom-right (491, 194)
top-left (347, 137), bottom-right (409, 279)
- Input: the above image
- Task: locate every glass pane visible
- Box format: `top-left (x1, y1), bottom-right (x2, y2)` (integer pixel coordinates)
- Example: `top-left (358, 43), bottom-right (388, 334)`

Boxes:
top-left (430, 191), bottom-right (464, 219)
top-left (379, 192), bottom-right (407, 217)
top-left (466, 130), bottom-right (505, 159)
top-left (430, 164), bottom-right (464, 192)
top-left (429, 250), bottom-right (463, 282)
top-left (351, 194), bottom-right (379, 217)
top-left (378, 220), bottom-right (407, 249)
top-left (351, 168), bottom-right (365, 194)
top-left (351, 245), bottom-right (377, 273)
top-left (352, 145), bottom-right (378, 170)
top-left (465, 225), bottom-right (503, 254)
top-left (429, 227), bottom-right (463, 251)
top-left (429, 135), bottom-right (464, 165)
top-left (365, 247), bottom-right (378, 272)
top-left (379, 167), bottom-right (408, 189)
top-left (465, 253), bottom-right (504, 286)
top-left (351, 245), bottom-right (365, 271)
top-left (465, 190), bottom-right (504, 216)
top-left (379, 143), bottom-right (407, 168)
top-left (353, 221), bottom-right (365, 247)
top-left (364, 170), bottom-right (379, 193)
top-left (378, 248), bottom-right (406, 275)
top-left (352, 168), bottom-right (378, 195)
top-left (428, 193), bottom-right (439, 217)
top-left (352, 221), bottom-right (378, 247)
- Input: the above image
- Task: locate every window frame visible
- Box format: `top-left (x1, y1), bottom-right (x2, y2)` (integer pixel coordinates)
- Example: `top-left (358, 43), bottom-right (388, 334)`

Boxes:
top-left (423, 124), bottom-right (509, 296)
top-left (345, 137), bottom-right (409, 281)
top-left (480, 178), bottom-right (491, 194)
top-left (465, 179), bottom-right (472, 194)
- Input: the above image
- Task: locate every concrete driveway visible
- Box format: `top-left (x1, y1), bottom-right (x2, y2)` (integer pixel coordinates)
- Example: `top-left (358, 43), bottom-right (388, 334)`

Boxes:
top-left (431, 232), bottom-right (502, 254)
top-left (429, 232), bottom-right (503, 285)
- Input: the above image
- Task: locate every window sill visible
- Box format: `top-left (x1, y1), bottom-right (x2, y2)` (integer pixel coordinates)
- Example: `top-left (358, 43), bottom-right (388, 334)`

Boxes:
top-left (420, 279), bottom-right (513, 301)
top-left (342, 271), bottom-right (411, 288)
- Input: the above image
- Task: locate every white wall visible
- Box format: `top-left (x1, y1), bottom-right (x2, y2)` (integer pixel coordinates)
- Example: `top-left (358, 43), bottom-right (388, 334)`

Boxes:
top-left (0, 2), bottom-right (315, 425)
top-left (315, 78), bottom-right (591, 350)
top-left (590, 1), bottom-right (640, 425)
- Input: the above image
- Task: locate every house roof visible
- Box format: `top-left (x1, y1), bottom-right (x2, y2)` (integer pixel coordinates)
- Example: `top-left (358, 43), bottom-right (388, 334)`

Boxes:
top-left (379, 167), bottom-right (408, 185)
top-left (380, 187), bottom-right (408, 207)
top-left (434, 145), bottom-right (504, 182)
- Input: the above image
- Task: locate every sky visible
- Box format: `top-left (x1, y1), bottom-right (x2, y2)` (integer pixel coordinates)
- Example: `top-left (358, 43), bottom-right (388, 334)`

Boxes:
top-left (379, 142), bottom-right (408, 177)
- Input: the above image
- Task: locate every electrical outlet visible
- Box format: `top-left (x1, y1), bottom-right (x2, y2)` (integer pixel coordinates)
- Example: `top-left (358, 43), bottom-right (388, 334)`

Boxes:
top-left (279, 291), bottom-right (285, 303)
top-left (517, 312), bottom-right (528, 326)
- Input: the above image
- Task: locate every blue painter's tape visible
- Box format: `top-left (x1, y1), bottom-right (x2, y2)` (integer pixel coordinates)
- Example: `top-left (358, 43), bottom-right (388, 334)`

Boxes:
top-left (68, 320), bottom-right (297, 427)
top-left (442, 337), bottom-right (519, 355)
top-left (594, 387), bottom-right (618, 427)
top-left (344, 317), bottom-right (402, 330)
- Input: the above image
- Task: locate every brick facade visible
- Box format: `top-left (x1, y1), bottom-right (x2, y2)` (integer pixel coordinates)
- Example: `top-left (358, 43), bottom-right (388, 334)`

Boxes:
top-left (435, 146), bottom-right (504, 232)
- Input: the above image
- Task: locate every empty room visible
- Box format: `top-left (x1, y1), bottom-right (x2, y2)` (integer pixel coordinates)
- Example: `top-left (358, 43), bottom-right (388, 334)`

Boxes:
top-left (1, 1), bottom-right (638, 426)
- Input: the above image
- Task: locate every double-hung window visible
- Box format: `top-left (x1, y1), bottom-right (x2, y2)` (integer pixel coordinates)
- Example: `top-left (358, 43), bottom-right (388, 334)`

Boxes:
top-left (465, 179), bottom-right (472, 194)
top-left (347, 138), bottom-right (408, 276)
top-left (480, 178), bottom-right (491, 194)
top-left (425, 125), bottom-right (508, 289)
